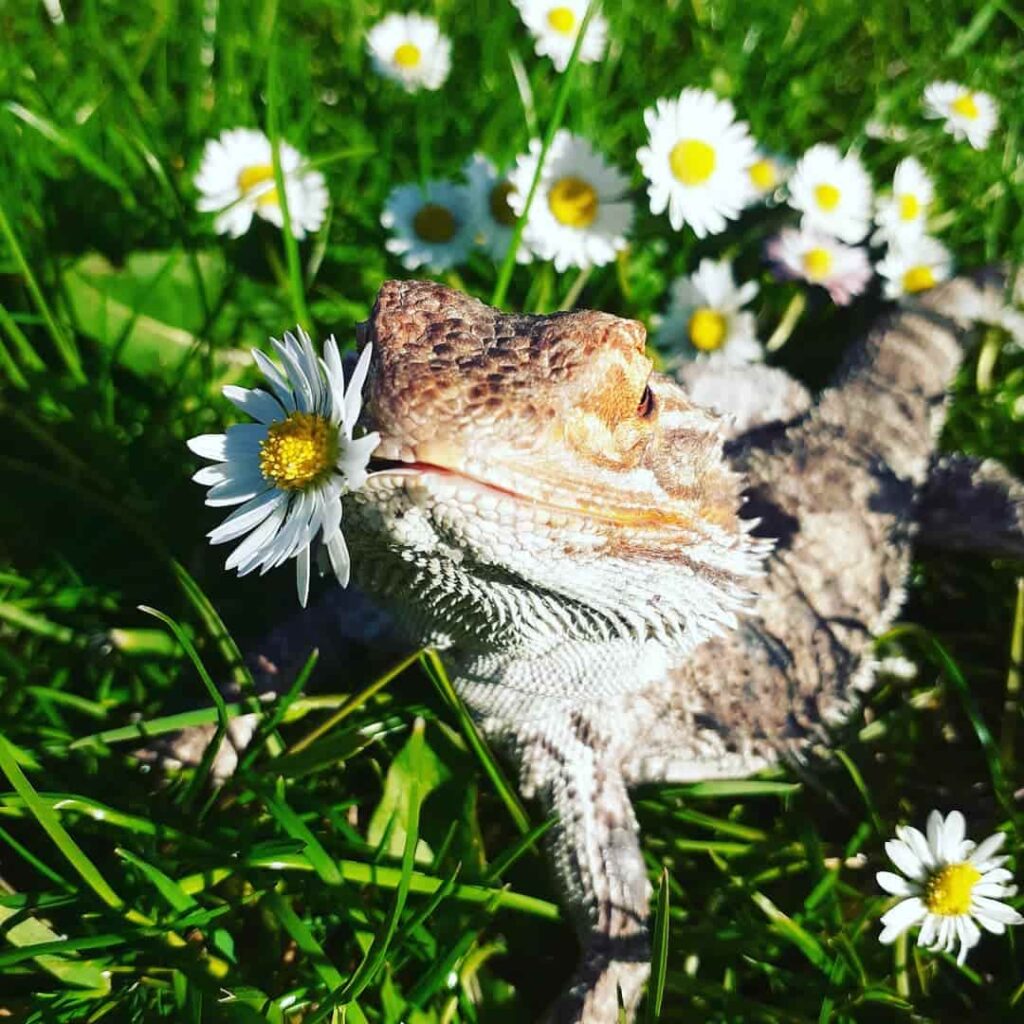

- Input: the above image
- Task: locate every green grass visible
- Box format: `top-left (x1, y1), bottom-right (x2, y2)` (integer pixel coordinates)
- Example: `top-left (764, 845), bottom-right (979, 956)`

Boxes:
top-left (2, 0), bottom-right (1024, 1020)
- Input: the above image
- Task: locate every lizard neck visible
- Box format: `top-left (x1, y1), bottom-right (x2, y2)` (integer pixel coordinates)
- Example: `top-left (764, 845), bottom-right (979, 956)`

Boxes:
top-left (453, 637), bottom-right (674, 714)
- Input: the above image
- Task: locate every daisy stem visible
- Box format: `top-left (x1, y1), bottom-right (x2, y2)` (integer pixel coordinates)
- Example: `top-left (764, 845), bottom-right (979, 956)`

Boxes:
top-left (765, 290), bottom-right (807, 353)
top-left (415, 92), bottom-right (433, 189)
top-left (266, 38), bottom-right (311, 333)
top-left (894, 930), bottom-right (909, 998)
top-left (490, 1), bottom-right (598, 309)
top-left (975, 326), bottom-right (1001, 392)
top-left (999, 577), bottom-right (1023, 769)
top-left (558, 266), bottom-right (592, 311)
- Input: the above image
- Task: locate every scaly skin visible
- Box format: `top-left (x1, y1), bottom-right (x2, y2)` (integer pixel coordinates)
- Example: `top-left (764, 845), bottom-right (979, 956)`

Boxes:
top-left (156, 275), bottom-right (1024, 1022)
top-left (345, 275), bottom-right (1023, 1022)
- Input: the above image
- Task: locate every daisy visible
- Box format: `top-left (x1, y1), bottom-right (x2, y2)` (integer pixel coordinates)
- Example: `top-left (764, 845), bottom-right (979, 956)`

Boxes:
top-left (745, 150), bottom-right (790, 204)
top-left (924, 81), bottom-right (998, 150)
top-left (658, 259), bottom-right (760, 364)
top-left (188, 331), bottom-right (379, 607)
top-left (767, 226), bottom-right (872, 306)
top-left (366, 13), bottom-right (451, 92)
top-left (787, 143), bottom-right (872, 244)
top-left (876, 235), bottom-right (952, 299)
top-left (878, 809), bottom-right (1022, 965)
top-left (637, 88), bottom-right (756, 237)
top-left (381, 180), bottom-right (476, 271)
top-left (508, 130), bottom-right (632, 272)
top-left (512, 0), bottom-right (608, 73)
top-left (463, 154), bottom-right (530, 264)
top-left (195, 129), bottom-right (328, 239)
top-left (873, 157), bottom-right (934, 244)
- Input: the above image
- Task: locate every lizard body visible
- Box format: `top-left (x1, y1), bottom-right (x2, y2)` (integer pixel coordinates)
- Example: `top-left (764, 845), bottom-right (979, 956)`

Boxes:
top-left (347, 276), bottom-right (1022, 1021)
top-left (163, 276), bottom-right (1023, 1021)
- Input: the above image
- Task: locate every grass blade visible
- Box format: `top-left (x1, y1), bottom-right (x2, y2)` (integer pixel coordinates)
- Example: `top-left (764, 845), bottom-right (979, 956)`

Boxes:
top-left (0, 735), bottom-right (123, 909)
top-left (645, 867), bottom-right (670, 1022)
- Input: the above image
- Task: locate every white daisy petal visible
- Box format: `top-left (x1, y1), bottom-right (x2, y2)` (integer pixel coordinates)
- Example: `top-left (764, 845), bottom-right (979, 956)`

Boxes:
top-left (205, 463), bottom-right (271, 507)
top-left (512, 0), bottom-right (608, 73)
top-left (898, 825), bottom-right (936, 872)
top-left (766, 226), bottom-right (871, 306)
top-left (187, 433), bottom-right (229, 462)
top-left (222, 385), bottom-right (285, 424)
top-left (879, 897), bottom-right (927, 943)
top-left (657, 259), bottom-right (761, 365)
top-left (968, 831), bottom-right (1006, 868)
top-left (884, 838), bottom-right (926, 881)
top-left (366, 13), bottom-right (451, 92)
top-left (917, 914), bottom-right (938, 949)
top-left (923, 81), bottom-right (998, 150)
top-left (208, 490), bottom-right (285, 545)
top-left (295, 543), bottom-right (311, 608)
top-left (637, 88), bottom-right (756, 238)
top-left (877, 810), bottom-right (1022, 965)
top-left (507, 130), bottom-right (633, 272)
top-left (877, 235), bottom-right (952, 301)
top-left (877, 871), bottom-right (916, 897)
top-left (382, 180), bottom-right (476, 272)
top-left (326, 531), bottom-right (351, 588)
top-left (787, 143), bottom-right (872, 244)
top-left (188, 334), bottom-right (379, 604)
top-left (194, 128), bottom-right (327, 238)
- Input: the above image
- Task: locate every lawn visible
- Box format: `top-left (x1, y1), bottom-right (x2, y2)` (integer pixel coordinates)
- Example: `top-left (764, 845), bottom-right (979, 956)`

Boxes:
top-left (1, 0), bottom-right (1023, 1020)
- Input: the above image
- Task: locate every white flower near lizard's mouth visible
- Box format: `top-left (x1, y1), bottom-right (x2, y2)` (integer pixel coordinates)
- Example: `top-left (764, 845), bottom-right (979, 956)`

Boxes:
top-left (194, 128), bottom-right (328, 239)
top-left (787, 143), bottom-right (872, 245)
top-left (508, 130), bottom-right (632, 273)
top-left (637, 88), bottom-right (756, 238)
top-left (512, 0), bottom-right (608, 72)
top-left (382, 180), bottom-right (476, 271)
top-left (877, 809), bottom-right (1022, 965)
top-left (366, 12), bottom-right (451, 92)
top-left (463, 154), bottom-right (531, 264)
top-left (658, 259), bottom-right (760, 365)
top-left (188, 331), bottom-right (379, 607)
top-left (877, 235), bottom-right (952, 300)
top-left (767, 226), bottom-right (872, 306)
top-left (873, 157), bottom-right (934, 246)
top-left (924, 81), bottom-right (998, 150)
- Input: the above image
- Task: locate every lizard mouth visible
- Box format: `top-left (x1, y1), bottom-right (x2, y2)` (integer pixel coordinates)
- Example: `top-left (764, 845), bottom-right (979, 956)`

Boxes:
top-left (365, 455), bottom-right (696, 533)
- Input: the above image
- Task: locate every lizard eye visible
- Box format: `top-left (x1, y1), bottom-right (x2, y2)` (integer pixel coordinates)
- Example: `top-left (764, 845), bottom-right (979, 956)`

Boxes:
top-left (636, 383), bottom-right (655, 419)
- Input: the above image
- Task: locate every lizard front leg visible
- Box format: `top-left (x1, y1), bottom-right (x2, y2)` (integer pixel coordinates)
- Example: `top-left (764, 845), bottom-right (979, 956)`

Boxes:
top-left (917, 454), bottom-right (1024, 559)
top-left (476, 696), bottom-right (652, 1023)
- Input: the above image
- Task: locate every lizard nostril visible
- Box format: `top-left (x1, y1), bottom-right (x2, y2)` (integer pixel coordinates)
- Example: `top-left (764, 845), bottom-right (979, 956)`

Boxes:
top-left (636, 384), bottom-right (655, 418)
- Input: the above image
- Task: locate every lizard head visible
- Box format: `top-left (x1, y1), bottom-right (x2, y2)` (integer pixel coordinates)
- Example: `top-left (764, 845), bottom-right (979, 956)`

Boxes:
top-left (348, 280), bottom-right (767, 653)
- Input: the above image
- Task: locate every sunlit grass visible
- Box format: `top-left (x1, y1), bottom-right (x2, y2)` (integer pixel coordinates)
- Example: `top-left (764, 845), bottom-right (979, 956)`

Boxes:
top-left (1, 0), bottom-right (1023, 1020)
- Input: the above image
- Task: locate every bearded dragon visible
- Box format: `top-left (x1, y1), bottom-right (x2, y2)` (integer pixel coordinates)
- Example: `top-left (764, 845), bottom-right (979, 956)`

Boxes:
top-left (161, 275), bottom-right (1024, 1022)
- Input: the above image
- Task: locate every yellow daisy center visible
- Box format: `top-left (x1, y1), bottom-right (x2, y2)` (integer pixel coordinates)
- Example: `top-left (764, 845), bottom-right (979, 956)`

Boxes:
top-left (903, 265), bottom-right (936, 293)
top-left (814, 183), bottom-right (841, 211)
top-left (393, 42), bottom-right (422, 68)
top-left (924, 862), bottom-right (981, 917)
top-left (259, 412), bottom-right (337, 491)
top-left (688, 308), bottom-right (728, 352)
top-left (489, 181), bottom-right (518, 226)
top-left (548, 176), bottom-right (599, 227)
top-left (749, 158), bottom-right (778, 191)
top-left (802, 247), bottom-right (833, 280)
top-left (547, 6), bottom-right (576, 33)
top-left (899, 193), bottom-right (921, 221)
top-left (237, 164), bottom-right (279, 208)
top-left (951, 92), bottom-right (979, 120)
top-left (413, 203), bottom-right (457, 243)
top-left (669, 139), bottom-right (716, 186)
